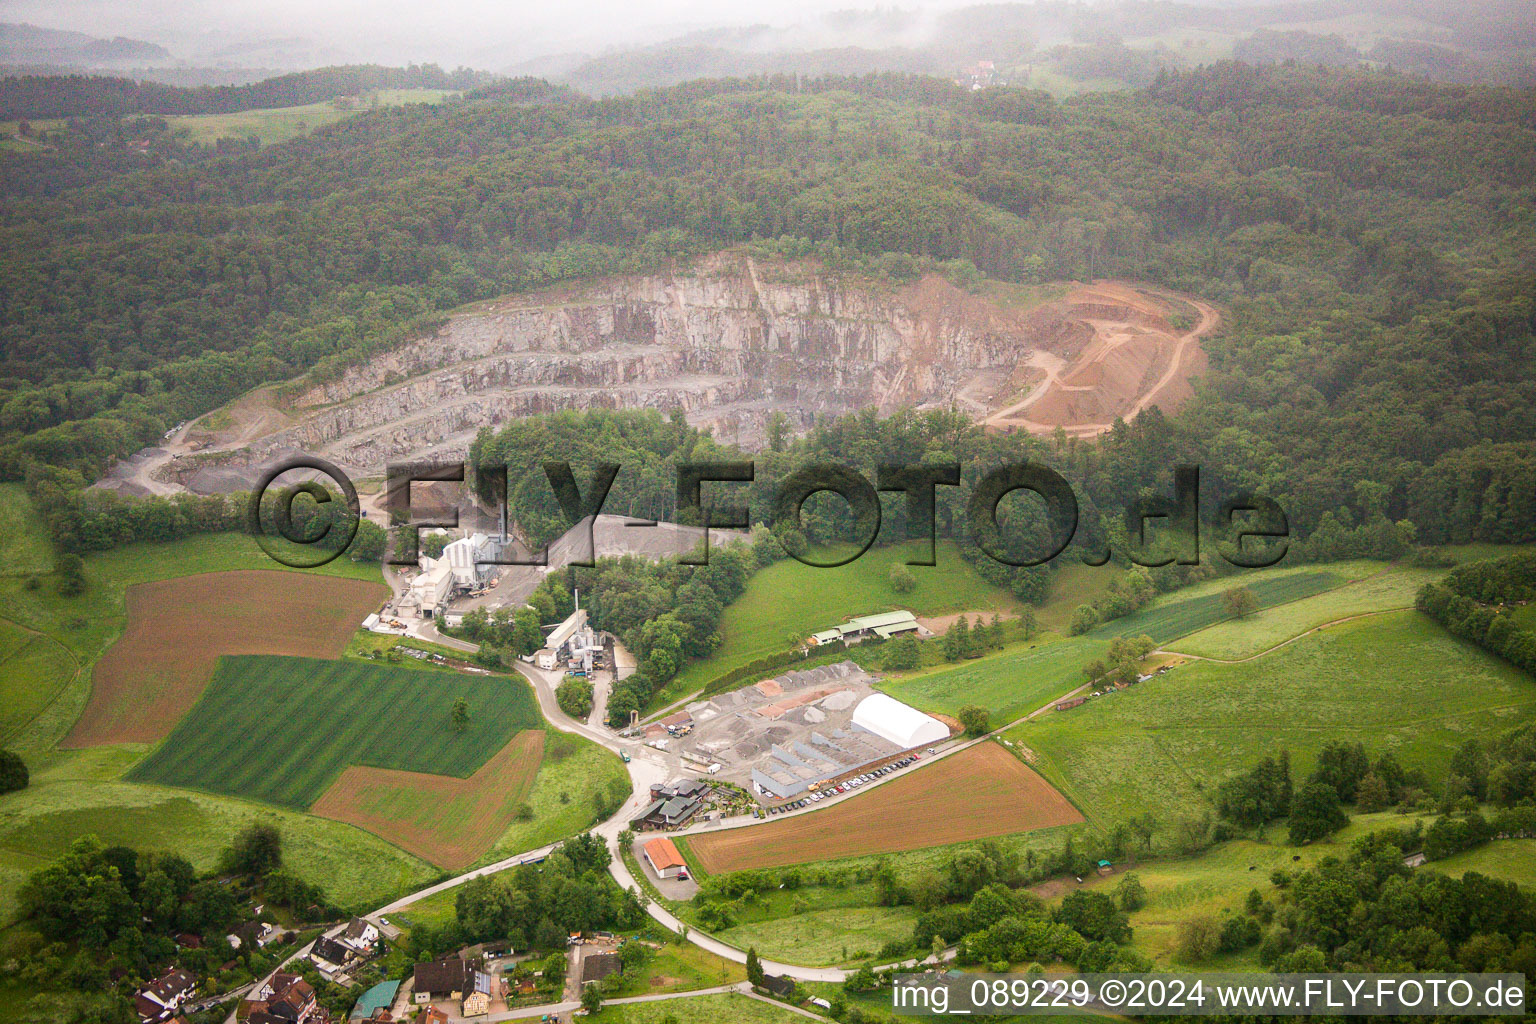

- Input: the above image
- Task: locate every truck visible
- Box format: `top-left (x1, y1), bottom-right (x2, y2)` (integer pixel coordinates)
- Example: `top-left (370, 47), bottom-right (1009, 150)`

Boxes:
top-left (620, 750), bottom-right (631, 763)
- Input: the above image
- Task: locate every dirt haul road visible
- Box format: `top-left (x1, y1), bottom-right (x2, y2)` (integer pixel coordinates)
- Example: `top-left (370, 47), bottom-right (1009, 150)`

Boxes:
top-left (984, 281), bottom-right (1219, 437)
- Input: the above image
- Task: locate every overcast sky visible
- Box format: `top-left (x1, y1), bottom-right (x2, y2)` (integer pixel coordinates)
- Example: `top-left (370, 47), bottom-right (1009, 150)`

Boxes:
top-left (3, 0), bottom-right (982, 68)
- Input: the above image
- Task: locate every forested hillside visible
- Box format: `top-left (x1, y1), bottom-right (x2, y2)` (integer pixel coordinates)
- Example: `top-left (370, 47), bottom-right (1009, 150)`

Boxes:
top-left (3, 64), bottom-right (1534, 550)
top-left (0, 63), bottom-right (492, 119)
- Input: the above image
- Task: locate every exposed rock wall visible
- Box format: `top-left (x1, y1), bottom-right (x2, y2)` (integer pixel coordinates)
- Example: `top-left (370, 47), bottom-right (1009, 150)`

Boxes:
top-left (175, 254), bottom-right (1211, 487)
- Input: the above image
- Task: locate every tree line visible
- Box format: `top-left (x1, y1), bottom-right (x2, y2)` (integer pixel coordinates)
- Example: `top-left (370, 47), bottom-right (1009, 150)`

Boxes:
top-left (3, 63), bottom-right (1533, 565)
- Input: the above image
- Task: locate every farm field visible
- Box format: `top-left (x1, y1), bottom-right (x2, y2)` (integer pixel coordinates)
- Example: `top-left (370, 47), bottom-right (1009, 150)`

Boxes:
top-left (130, 654), bottom-right (541, 808)
top-left (311, 730), bottom-right (545, 870)
top-left (166, 89), bottom-right (459, 145)
top-left (685, 743), bottom-right (1081, 874)
top-left (0, 747), bottom-right (436, 923)
top-left (1015, 611), bottom-right (1536, 831)
top-left (716, 905), bottom-right (921, 967)
top-left (1092, 567), bottom-right (1347, 642)
top-left (1170, 565), bottom-right (1440, 660)
top-left (654, 540), bottom-right (1024, 707)
top-left (67, 570), bottom-right (387, 746)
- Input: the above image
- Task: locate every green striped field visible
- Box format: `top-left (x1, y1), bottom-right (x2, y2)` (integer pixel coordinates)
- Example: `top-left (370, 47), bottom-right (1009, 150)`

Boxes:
top-left (882, 568), bottom-right (1347, 722)
top-left (1093, 569), bottom-right (1343, 642)
top-left (130, 655), bottom-right (542, 808)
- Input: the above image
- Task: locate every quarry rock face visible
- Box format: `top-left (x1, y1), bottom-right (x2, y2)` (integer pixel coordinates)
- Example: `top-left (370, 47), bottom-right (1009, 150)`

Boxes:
top-left (163, 254), bottom-right (1211, 490)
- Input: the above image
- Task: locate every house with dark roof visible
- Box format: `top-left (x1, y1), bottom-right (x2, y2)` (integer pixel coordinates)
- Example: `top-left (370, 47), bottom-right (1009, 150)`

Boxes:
top-left (413, 958), bottom-right (480, 1002)
top-left (581, 950), bottom-right (621, 985)
top-left (241, 973), bottom-right (316, 1024)
top-left (134, 967), bottom-right (197, 1022)
top-left (309, 934), bottom-right (353, 971)
top-left (757, 974), bottom-right (797, 998)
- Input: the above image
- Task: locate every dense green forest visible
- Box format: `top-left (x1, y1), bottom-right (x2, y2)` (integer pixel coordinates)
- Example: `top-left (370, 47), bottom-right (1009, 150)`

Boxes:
top-left (0, 63), bottom-right (491, 119)
top-left (3, 63), bottom-right (1535, 555)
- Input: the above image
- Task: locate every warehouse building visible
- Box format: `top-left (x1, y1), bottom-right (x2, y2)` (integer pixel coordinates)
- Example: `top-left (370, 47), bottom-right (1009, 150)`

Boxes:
top-left (850, 693), bottom-right (949, 749)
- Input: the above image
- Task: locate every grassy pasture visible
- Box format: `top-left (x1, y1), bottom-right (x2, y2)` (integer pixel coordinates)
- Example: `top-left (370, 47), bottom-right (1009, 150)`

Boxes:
top-left (880, 564), bottom-right (1365, 725)
top-left (130, 654), bottom-right (541, 808)
top-left (0, 623), bottom-right (76, 746)
top-left (655, 540), bottom-right (1023, 706)
top-left (588, 994), bottom-right (809, 1023)
top-left (0, 482), bottom-right (55, 575)
top-left (484, 728), bottom-right (628, 862)
top-left (1425, 839), bottom-right (1536, 889)
top-left (715, 905), bottom-right (921, 967)
top-left (1015, 611), bottom-right (1536, 831)
top-left (882, 635), bottom-right (1104, 724)
top-left (685, 743), bottom-right (1080, 874)
top-left (1171, 565), bottom-right (1439, 660)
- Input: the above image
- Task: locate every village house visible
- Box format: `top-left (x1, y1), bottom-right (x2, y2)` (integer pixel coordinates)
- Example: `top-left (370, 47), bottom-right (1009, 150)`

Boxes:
top-left (242, 972), bottom-right (317, 1024)
top-left (309, 933), bottom-right (354, 973)
top-left (413, 957), bottom-right (481, 1003)
top-left (340, 917), bottom-right (380, 954)
top-left (134, 967), bottom-right (196, 1023)
top-left (462, 969), bottom-right (495, 1016)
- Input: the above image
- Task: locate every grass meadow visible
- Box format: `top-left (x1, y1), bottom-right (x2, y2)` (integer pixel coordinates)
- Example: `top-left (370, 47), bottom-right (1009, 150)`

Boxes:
top-left (1013, 610), bottom-right (1536, 831)
top-left (1171, 565), bottom-right (1440, 660)
top-left (587, 994), bottom-right (810, 1023)
top-left (165, 89), bottom-right (459, 146)
top-left (654, 540), bottom-right (1024, 706)
top-left (716, 905), bottom-right (922, 967)
top-left (881, 563), bottom-right (1370, 725)
top-left (130, 654), bottom-right (541, 808)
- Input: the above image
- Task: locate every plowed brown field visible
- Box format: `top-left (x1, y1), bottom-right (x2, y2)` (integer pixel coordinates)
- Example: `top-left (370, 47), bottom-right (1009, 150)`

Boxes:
top-left (311, 730), bottom-right (545, 870)
top-left (687, 743), bottom-right (1082, 874)
top-left (65, 570), bottom-right (386, 747)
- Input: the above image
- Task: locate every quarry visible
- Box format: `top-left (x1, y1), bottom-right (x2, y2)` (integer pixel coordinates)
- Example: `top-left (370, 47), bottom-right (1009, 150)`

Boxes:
top-left (96, 253), bottom-right (1216, 498)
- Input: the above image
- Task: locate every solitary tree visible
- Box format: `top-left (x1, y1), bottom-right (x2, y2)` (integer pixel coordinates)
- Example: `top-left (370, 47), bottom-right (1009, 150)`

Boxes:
top-left (1116, 873), bottom-right (1146, 911)
top-left (580, 985), bottom-right (603, 1013)
top-left (746, 946), bottom-right (765, 987)
top-left (452, 696), bottom-right (471, 733)
top-left (0, 749), bottom-right (27, 795)
top-left (1223, 586), bottom-right (1259, 619)
top-left (957, 704), bottom-right (990, 736)
top-left (224, 823), bottom-right (282, 878)
top-left (888, 563), bottom-right (916, 594)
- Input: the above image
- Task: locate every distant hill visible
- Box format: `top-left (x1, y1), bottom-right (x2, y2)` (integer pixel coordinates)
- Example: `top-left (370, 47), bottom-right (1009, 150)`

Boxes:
top-left (0, 22), bottom-right (171, 67)
top-left (531, 0), bottom-right (1536, 95)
